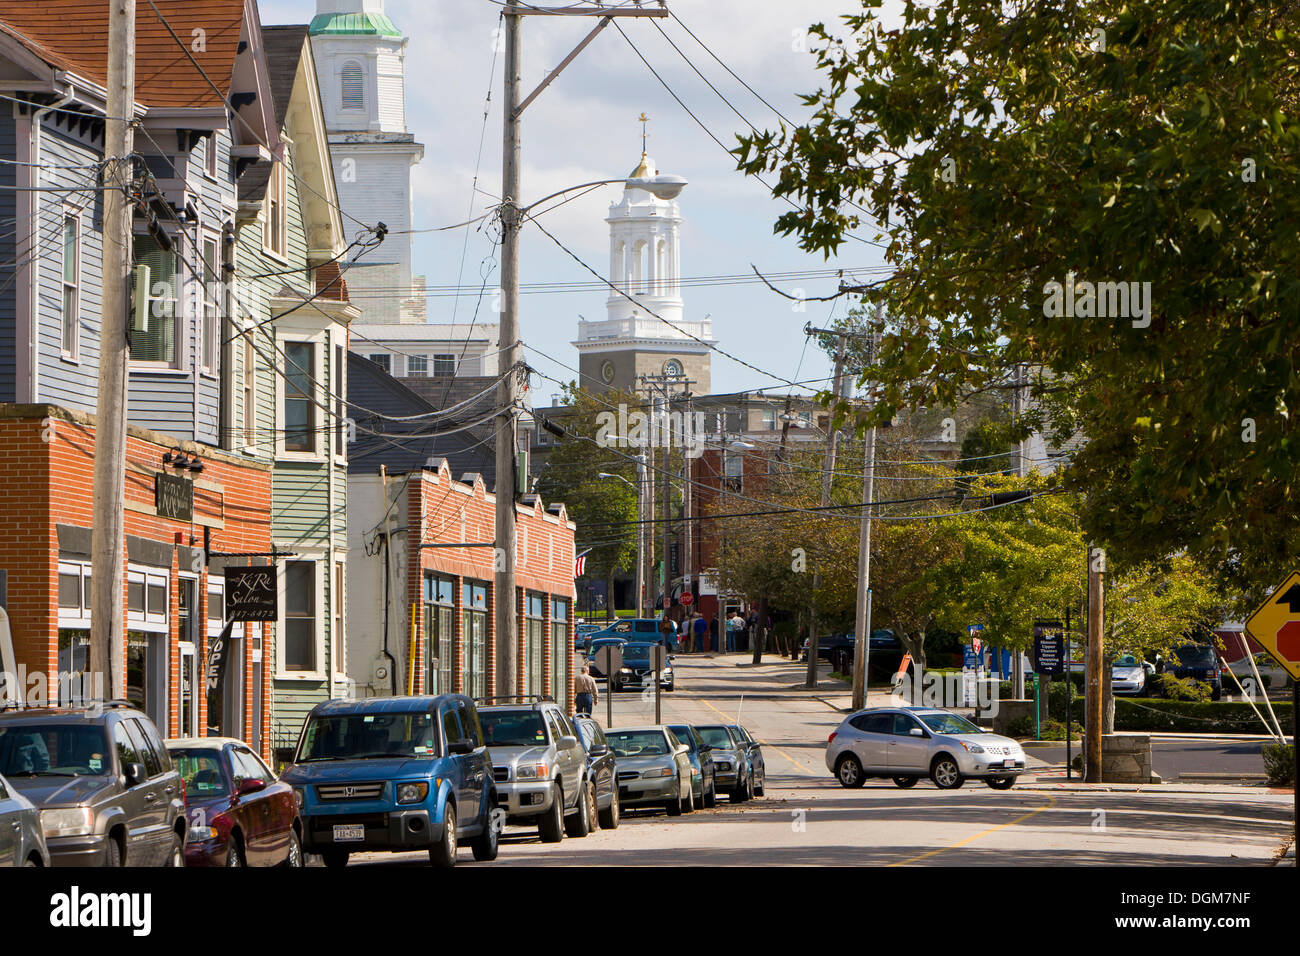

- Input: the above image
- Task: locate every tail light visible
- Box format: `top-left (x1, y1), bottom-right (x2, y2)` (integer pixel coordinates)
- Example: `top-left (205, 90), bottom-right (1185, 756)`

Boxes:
top-left (828, 732), bottom-right (837, 744)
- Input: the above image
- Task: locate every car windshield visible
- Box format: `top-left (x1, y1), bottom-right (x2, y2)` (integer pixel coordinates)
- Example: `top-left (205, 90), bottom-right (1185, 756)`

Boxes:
top-left (480, 712), bottom-right (548, 748)
top-left (696, 727), bottom-right (735, 750)
top-left (169, 748), bottom-right (229, 797)
top-left (607, 731), bottom-right (669, 757)
top-left (296, 712), bottom-right (439, 762)
top-left (1175, 646), bottom-right (1216, 666)
top-left (0, 724), bottom-right (111, 777)
top-left (1114, 655), bottom-right (1140, 667)
top-left (623, 645), bottom-right (652, 661)
top-left (917, 712), bottom-right (984, 735)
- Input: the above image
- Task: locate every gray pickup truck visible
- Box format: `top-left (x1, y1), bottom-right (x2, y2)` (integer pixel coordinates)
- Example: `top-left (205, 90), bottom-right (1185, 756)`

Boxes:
top-left (477, 699), bottom-right (596, 843)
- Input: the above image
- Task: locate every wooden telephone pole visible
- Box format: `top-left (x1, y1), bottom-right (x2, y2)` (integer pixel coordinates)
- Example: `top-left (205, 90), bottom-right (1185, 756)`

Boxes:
top-left (89, 0), bottom-right (136, 699)
top-left (494, 3), bottom-right (669, 697)
top-left (1085, 545), bottom-right (1106, 781)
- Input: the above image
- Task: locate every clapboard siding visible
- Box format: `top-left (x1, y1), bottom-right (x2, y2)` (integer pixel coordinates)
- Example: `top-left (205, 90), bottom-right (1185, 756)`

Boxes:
top-left (0, 109), bottom-right (18, 402)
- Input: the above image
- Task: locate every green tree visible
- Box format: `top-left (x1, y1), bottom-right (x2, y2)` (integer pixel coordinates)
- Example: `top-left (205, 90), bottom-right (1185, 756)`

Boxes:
top-left (737, 0), bottom-right (1300, 608)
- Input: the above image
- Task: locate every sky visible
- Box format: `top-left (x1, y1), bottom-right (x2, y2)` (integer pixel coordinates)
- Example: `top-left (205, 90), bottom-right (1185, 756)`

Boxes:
top-left (258, 0), bottom-right (893, 401)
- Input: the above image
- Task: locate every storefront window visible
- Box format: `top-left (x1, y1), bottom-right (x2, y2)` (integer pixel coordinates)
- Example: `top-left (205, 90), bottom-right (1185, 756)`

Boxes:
top-left (525, 592), bottom-right (544, 696)
top-left (424, 574), bottom-right (455, 695)
top-left (551, 598), bottom-right (570, 705)
top-left (461, 581), bottom-right (488, 700)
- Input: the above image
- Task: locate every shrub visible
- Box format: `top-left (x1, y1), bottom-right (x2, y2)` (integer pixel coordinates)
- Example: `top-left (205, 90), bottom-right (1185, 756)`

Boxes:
top-left (1006, 716), bottom-right (1083, 740)
top-left (1262, 742), bottom-right (1295, 787)
top-left (1149, 673), bottom-right (1211, 702)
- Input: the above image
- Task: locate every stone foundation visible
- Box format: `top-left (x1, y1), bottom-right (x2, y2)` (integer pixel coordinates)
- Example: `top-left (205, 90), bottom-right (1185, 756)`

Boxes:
top-left (992, 699), bottom-right (1036, 736)
top-left (1101, 734), bottom-right (1158, 783)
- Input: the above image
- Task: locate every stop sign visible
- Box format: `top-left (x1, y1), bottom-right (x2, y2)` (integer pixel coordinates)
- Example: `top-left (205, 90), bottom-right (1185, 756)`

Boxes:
top-left (1276, 620), bottom-right (1300, 662)
top-left (680, 593), bottom-right (694, 606)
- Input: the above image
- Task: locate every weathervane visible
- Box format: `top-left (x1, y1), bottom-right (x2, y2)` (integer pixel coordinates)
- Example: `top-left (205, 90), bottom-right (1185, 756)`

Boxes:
top-left (639, 112), bottom-right (649, 152)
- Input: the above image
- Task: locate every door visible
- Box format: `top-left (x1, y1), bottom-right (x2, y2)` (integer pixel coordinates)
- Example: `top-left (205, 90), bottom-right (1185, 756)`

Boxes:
top-left (439, 704), bottom-right (469, 829)
top-left (849, 713), bottom-right (894, 772)
top-left (230, 747), bottom-right (272, 864)
top-left (547, 709), bottom-right (581, 810)
top-left (457, 700), bottom-right (488, 828)
top-left (887, 713), bottom-right (931, 772)
top-left (0, 779), bottom-right (17, 867)
top-left (585, 722), bottom-right (615, 804)
top-left (112, 721), bottom-right (159, 864)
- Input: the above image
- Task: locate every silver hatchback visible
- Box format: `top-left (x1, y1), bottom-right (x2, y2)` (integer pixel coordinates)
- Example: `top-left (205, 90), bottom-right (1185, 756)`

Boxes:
top-left (826, 707), bottom-right (1026, 790)
top-left (0, 771), bottom-right (49, 867)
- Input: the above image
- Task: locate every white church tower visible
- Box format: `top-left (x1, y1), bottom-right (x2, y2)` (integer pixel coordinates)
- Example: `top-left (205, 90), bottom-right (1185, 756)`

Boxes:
top-left (574, 149), bottom-right (713, 393)
top-left (310, 0), bottom-right (424, 324)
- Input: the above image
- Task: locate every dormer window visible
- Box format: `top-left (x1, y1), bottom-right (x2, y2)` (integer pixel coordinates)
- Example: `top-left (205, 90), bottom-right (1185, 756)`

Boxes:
top-left (341, 60), bottom-right (365, 111)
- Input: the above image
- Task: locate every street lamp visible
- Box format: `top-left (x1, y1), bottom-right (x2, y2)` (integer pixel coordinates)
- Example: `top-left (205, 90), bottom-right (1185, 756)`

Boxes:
top-left (597, 464), bottom-right (646, 619)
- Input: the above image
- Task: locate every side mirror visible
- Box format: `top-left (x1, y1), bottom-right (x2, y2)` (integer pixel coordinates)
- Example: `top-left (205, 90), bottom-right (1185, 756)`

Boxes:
top-left (237, 777), bottom-right (268, 796)
top-left (676, 743), bottom-right (689, 755)
top-left (909, 727), bottom-right (925, 737)
top-left (699, 745), bottom-right (712, 753)
top-left (558, 735), bottom-right (579, 750)
top-left (447, 739), bottom-right (473, 755)
top-left (123, 762), bottom-right (147, 787)
top-left (588, 744), bottom-right (609, 756)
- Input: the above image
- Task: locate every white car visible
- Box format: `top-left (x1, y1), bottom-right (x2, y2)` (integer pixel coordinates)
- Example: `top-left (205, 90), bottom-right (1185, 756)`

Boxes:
top-left (826, 707), bottom-right (1027, 790)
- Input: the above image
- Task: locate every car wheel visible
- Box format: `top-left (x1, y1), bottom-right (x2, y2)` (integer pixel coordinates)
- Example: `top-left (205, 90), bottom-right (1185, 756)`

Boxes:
top-left (166, 831), bottom-right (184, 867)
top-left (892, 776), bottom-right (919, 789)
top-left (1211, 685), bottom-right (1222, 701)
top-left (282, 828), bottom-right (304, 868)
top-left (429, 803), bottom-right (458, 868)
top-left (23, 856), bottom-right (39, 867)
top-left (226, 834), bottom-right (244, 867)
top-left (598, 788), bottom-right (621, 830)
top-left (704, 774), bottom-right (717, 808)
top-left (566, 780), bottom-right (595, 838)
top-left (682, 782), bottom-right (696, 814)
top-left (931, 755), bottom-right (964, 790)
top-left (538, 785), bottom-right (565, 843)
top-left (754, 770), bottom-right (765, 797)
top-left (986, 776), bottom-right (1016, 790)
top-left (321, 849), bottom-right (350, 869)
top-left (470, 809), bottom-right (500, 861)
top-left (665, 776), bottom-right (684, 816)
top-left (104, 835), bottom-right (124, 867)
top-left (836, 753), bottom-right (866, 789)
top-left (732, 771), bottom-right (751, 803)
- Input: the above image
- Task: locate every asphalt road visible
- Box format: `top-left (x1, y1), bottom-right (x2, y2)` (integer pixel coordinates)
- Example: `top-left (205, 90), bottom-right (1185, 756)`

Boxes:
top-left (342, 654), bottom-right (1294, 868)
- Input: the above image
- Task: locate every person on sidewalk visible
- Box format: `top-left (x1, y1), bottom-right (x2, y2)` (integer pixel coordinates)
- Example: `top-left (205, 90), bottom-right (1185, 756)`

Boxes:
top-left (693, 612), bottom-right (709, 653)
top-left (574, 665), bottom-right (599, 716)
top-left (708, 615), bottom-right (719, 653)
top-left (728, 612), bottom-right (745, 654)
top-left (659, 615), bottom-right (678, 652)
top-left (680, 614), bottom-right (694, 654)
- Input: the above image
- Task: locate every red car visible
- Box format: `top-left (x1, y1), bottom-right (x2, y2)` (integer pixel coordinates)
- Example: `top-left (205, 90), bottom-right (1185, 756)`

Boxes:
top-left (166, 738), bottom-right (303, 867)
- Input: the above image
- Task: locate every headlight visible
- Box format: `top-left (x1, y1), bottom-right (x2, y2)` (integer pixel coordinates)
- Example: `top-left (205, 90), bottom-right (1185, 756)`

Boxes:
top-left (515, 764), bottom-right (549, 779)
top-left (643, 767), bottom-right (674, 778)
top-left (715, 759), bottom-right (733, 769)
top-left (397, 782), bottom-right (429, 804)
top-left (292, 787), bottom-right (305, 809)
top-left (960, 742), bottom-right (985, 754)
top-left (619, 668), bottom-right (633, 674)
top-left (188, 825), bottom-right (218, 842)
top-left (41, 807), bottom-right (95, 838)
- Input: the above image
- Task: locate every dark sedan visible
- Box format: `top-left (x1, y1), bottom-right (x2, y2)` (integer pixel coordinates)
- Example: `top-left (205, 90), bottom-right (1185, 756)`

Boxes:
top-left (799, 632), bottom-right (857, 663)
top-left (572, 715), bottom-right (621, 829)
top-left (166, 738), bottom-right (303, 867)
top-left (611, 642), bottom-right (675, 692)
top-left (586, 637), bottom-right (629, 679)
top-left (666, 724), bottom-right (717, 808)
top-left (1165, 645), bottom-right (1223, 700)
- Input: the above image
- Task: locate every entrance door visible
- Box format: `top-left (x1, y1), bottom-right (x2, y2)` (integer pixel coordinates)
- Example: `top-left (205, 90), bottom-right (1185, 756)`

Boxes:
top-left (178, 643), bottom-right (198, 738)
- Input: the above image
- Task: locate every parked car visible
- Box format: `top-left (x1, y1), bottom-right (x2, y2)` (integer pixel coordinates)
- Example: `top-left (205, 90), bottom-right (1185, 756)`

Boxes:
top-left (728, 723), bottom-right (767, 798)
top-left (799, 632), bottom-right (857, 662)
top-left (478, 699), bottom-right (594, 842)
top-left (610, 642), bottom-right (675, 692)
top-left (0, 701), bottom-right (185, 866)
top-left (281, 694), bottom-right (498, 868)
top-left (166, 737), bottom-right (302, 867)
top-left (694, 724), bottom-right (751, 803)
top-left (575, 623), bottom-right (603, 651)
top-left (606, 726), bottom-right (694, 815)
top-left (586, 637), bottom-right (629, 679)
top-left (827, 707), bottom-right (1026, 790)
top-left (589, 618), bottom-right (677, 651)
top-left (572, 714), bottom-right (621, 829)
top-left (0, 770), bottom-right (48, 867)
top-left (666, 724), bottom-right (717, 808)
top-left (1067, 656), bottom-right (1155, 696)
top-left (1163, 644), bottom-right (1223, 700)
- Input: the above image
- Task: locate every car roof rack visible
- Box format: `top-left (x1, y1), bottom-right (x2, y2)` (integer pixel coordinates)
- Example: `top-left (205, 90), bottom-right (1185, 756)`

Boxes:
top-left (473, 694), bottom-right (555, 705)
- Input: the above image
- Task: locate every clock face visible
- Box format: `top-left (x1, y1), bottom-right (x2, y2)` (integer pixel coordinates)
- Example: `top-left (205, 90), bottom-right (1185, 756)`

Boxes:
top-left (665, 359), bottom-right (683, 377)
top-left (601, 361), bottom-right (615, 384)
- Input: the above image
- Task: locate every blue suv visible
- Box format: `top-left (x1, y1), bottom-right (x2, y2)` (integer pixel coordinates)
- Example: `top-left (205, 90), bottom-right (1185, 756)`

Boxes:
top-left (281, 694), bottom-right (498, 868)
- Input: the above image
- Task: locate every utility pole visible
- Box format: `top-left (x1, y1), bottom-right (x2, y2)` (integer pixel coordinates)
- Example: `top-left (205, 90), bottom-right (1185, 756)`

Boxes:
top-left (90, 0), bottom-right (136, 700)
top-left (635, 453), bottom-right (647, 618)
top-left (492, 2), bottom-right (669, 698)
top-left (1085, 545), bottom-right (1106, 781)
top-left (805, 331), bottom-right (847, 688)
top-left (851, 323), bottom-right (880, 711)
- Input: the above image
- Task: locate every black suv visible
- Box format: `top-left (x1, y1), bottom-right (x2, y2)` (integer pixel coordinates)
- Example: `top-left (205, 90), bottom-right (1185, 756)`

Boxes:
top-left (0, 702), bottom-right (186, 866)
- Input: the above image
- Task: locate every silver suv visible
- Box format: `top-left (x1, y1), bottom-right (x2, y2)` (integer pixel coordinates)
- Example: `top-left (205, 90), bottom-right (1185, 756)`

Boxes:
top-left (478, 698), bottom-right (595, 843)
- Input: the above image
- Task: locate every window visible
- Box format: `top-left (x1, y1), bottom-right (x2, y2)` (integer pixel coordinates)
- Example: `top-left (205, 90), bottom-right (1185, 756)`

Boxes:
top-left (131, 234), bottom-right (178, 366)
top-left (264, 159), bottom-right (287, 258)
top-left (113, 723), bottom-right (142, 778)
top-left (334, 343), bottom-right (346, 457)
top-left (205, 134), bottom-right (219, 177)
top-left (550, 598), bottom-right (569, 704)
top-left (432, 354), bottom-right (456, 377)
top-left (127, 567), bottom-right (168, 632)
top-left (332, 561), bottom-right (345, 676)
top-left (406, 354), bottom-right (427, 376)
top-left (724, 448), bottom-right (744, 493)
top-left (892, 713), bottom-right (923, 736)
top-left (283, 341), bottom-right (316, 453)
top-left (440, 705), bottom-right (463, 748)
top-left (457, 700), bottom-right (483, 748)
top-left (123, 719), bottom-right (163, 778)
top-left (243, 338), bottom-right (256, 448)
top-left (284, 560), bottom-right (317, 673)
top-left (424, 574), bottom-right (454, 695)
top-left (201, 237), bottom-right (220, 373)
top-left (664, 359), bottom-right (683, 378)
top-left (369, 353), bottom-right (391, 374)
top-left (61, 213), bottom-right (80, 359)
top-left (340, 60), bottom-right (365, 111)
top-left (525, 592), bottom-right (544, 695)
top-left (462, 581), bottom-right (488, 699)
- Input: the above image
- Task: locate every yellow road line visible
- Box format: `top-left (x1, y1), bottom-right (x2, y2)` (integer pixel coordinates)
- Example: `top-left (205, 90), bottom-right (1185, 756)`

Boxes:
top-left (698, 698), bottom-right (814, 776)
top-left (885, 794), bottom-right (1058, 866)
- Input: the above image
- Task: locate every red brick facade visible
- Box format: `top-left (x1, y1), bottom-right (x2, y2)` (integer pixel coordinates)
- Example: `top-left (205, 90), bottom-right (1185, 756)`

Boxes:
top-left (0, 406), bottom-right (274, 758)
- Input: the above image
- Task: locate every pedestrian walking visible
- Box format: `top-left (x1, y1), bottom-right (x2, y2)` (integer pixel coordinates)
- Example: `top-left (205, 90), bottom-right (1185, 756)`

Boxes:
top-left (681, 614), bottom-right (694, 653)
top-left (659, 615), bottom-right (678, 652)
top-left (693, 612), bottom-right (709, 653)
top-left (574, 664), bottom-right (599, 715)
top-left (728, 611), bottom-right (746, 654)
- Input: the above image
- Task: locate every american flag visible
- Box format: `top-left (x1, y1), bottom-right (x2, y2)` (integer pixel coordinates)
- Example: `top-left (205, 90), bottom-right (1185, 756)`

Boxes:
top-left (574, 549), bottom-right (590, 578)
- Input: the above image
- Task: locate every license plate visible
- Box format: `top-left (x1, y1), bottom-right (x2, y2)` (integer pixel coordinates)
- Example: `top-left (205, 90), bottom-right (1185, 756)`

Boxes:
top-left (1003, 759), bottom-right (1016, 768)
top-left (333, 824), bottom-right (364, 842)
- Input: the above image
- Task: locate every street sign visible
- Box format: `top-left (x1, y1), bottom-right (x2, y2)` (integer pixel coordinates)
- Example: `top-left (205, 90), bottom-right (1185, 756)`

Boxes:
top-left (680, 592), bottom-right (694, 606)
top-left (1244, 570), bottom-right (1300, 680)
top-left (648, 644), bottom-right (666, 670)
top-left (1032, 621), bottom-right (1066, 675)
top-left (963, 644), bottom-right (980, 669)
top-left (594, 645), bottom-right (623, 680)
